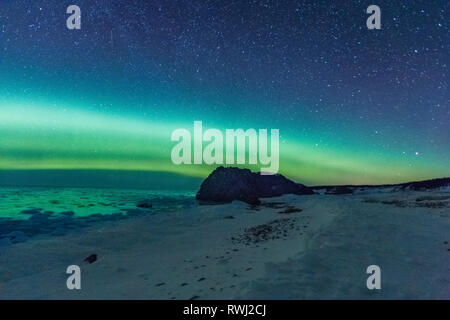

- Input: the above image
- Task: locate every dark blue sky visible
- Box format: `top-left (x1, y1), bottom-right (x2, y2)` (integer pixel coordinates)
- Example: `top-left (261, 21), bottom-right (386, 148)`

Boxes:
top-left (0, 0), bottom-right (448, 185)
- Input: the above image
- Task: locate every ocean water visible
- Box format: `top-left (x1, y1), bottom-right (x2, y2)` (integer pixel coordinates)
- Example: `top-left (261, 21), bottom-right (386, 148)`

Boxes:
top-left (0, 187), bottom-right (197, 240)
top-left (0, 187), bottom-right (197, 219)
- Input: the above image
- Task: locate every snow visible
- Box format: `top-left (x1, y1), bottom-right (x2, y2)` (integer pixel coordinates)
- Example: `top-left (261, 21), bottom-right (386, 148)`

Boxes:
top-left (0, 190), bottom-right (449, 299)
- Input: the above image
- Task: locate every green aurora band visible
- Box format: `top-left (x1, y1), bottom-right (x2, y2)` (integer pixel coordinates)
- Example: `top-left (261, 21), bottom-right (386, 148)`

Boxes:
top-left (1, 98), bottom-right (447, 186)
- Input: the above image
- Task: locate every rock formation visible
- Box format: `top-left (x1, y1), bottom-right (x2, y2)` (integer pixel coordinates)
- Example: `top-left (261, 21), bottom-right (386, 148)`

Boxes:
top-left (196, 166), bottom-right (315, 205)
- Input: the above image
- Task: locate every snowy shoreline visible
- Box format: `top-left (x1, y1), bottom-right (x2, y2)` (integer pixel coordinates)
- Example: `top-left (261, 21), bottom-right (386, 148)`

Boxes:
top-left (0, 190), bottom-right (449, 299)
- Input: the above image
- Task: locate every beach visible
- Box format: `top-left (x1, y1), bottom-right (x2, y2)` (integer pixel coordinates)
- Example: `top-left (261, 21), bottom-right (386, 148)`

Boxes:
top-left (1, 188), bottom-right (449, 299)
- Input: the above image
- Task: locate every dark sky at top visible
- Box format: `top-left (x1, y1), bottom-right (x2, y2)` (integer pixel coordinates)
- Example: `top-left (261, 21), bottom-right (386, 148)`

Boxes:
top-left (0, 0), bottom-right (448, 184)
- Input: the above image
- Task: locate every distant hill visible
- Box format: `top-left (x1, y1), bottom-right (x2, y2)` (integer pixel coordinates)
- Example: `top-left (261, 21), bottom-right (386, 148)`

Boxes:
top-left (312, 177), bottom-right (450, 191)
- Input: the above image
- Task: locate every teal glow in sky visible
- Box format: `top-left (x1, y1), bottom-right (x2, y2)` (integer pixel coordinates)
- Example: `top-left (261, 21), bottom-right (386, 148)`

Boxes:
top-left (0, 1), bottom-right (449, 186)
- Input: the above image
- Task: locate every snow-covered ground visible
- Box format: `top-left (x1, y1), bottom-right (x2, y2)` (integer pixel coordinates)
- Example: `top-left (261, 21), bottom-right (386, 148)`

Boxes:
top-left (0, 190), bottom-right (449, 299)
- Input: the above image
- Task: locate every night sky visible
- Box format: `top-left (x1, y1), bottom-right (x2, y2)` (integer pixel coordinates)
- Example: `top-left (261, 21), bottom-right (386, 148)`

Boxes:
top-left (0, 0), bottom-right (448, 185)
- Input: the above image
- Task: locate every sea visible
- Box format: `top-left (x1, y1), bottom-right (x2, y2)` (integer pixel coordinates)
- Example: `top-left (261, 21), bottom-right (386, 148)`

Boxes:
top-left (0, 187), bottom-right (197, 241)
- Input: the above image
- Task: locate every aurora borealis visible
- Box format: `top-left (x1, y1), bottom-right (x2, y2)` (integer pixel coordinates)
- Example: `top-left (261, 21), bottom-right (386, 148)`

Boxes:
top-left (0, 0), bottom-right (449, 186)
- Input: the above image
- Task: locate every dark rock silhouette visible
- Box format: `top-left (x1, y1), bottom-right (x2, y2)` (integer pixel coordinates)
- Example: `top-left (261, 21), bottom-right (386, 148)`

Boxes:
top-left (20, 208), bottom-right (42, 215)
top-left (60, 211), bottom-right (75, 216)
top-left (325, 186), bottom-right (354, 195)
top-left (312, 177), bottom-right (450, 192)
top-left (196, 166), bottom-right (314, 205)
top-left (84, 254), bottom-right (97, 264)
top-left (136, 200), bottom-right (153, 209)
top-left (402, 178), bottom-right (450, 191)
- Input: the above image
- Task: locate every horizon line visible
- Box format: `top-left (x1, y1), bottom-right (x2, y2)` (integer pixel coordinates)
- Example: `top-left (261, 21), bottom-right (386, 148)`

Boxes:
top-left (0, 168), bottom-right (448, 189)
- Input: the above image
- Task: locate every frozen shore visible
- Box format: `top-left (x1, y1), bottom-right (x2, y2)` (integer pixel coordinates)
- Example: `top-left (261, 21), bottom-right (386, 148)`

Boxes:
top-left (0, 190), bottom-right (449, 299)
